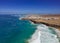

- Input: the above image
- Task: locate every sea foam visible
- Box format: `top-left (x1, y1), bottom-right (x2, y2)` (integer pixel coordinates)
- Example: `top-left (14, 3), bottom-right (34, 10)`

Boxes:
top-left (28, 24), bottom-right (59, 43)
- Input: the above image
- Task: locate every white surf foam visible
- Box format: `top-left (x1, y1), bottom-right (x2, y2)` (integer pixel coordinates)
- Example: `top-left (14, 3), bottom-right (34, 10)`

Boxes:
top-left (28, 24), bottom-right (59, 43)
top-left (28, 27), bottom-right (41, 43)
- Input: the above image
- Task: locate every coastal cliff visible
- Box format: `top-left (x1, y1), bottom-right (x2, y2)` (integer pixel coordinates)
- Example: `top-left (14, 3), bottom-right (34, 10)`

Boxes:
top-left (20, 15), bottom-right (60, 30)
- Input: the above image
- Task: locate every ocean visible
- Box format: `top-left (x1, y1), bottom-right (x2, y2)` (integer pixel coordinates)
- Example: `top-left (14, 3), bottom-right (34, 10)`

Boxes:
top-left (0, 14), bottom-right (60, 43)
top-left (0, 14), bottom-right (36, 43)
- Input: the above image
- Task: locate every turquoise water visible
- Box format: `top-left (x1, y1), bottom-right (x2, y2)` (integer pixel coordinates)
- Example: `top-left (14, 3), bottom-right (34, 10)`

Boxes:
top-left (0, 15), bottom-right (59, 43)
top-left (0, 15), bottom-right (36, 43)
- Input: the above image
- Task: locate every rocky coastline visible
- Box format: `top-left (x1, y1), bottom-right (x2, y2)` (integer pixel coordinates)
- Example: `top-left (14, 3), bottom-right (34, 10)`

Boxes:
top-left (20, 15), bottom-right (60, 30)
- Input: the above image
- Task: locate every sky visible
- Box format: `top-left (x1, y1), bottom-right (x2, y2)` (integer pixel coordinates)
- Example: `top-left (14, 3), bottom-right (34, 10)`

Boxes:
top-left (0, 0), bottom-right (60, 14)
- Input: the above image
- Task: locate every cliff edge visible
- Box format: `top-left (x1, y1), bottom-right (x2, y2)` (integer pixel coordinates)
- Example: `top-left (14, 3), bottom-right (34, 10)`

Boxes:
top-left (20, 15), bottom-right (60, 30)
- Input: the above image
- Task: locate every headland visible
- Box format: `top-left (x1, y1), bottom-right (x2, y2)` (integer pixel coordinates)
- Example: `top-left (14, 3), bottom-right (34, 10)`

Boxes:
top-left (20, 14), bottom-right (60, 30)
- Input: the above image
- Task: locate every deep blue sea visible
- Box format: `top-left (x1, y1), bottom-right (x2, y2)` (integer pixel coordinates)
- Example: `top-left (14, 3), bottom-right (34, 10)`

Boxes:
top-left (0, 14), bottom-right (36, 43)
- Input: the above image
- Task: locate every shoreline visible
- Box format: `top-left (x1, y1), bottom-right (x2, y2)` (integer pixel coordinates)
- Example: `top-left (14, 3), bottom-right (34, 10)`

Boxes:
top-left (20, 15), bottom-right (60, 30)
top-left (19, 15), bottom-right (60, 43)
top-left (27, 24), bottom-right (60, 43)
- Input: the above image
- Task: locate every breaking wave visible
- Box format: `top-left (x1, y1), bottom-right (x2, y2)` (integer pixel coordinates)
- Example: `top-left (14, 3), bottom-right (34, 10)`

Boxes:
top-left (28, 24), bottom-right (60, 43)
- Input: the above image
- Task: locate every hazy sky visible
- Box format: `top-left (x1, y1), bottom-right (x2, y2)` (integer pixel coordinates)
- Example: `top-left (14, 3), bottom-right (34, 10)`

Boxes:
top-left (0, 0), bottom-right (60, 14)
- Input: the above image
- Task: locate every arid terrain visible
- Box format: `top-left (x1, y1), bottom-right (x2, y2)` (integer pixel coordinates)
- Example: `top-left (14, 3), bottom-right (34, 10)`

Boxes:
top-left (20, 15), bottom-right (60, 30)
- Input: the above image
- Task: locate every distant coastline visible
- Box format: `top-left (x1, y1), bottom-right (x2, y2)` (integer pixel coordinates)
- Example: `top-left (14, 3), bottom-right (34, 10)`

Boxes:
top-left (20, 14), bottom-right (60, 30)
